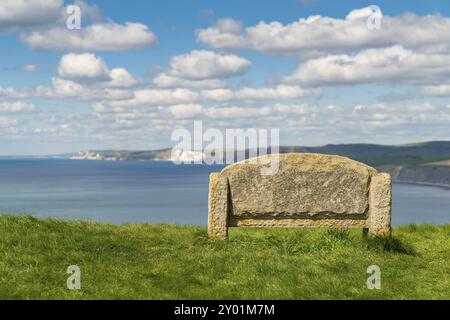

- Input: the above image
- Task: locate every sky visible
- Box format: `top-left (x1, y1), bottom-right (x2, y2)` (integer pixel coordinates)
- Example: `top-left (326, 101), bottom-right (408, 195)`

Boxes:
top-left (0, 0), bottom-right (449, 155)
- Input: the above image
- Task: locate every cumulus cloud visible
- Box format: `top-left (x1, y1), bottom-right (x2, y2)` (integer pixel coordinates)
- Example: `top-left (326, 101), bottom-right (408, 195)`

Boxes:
top-left (0, 117), bottom-right (18, 128)
top-left (99, 84), bottom-right (318, 116)
top-left (154, 50), bottom-right (250, 88)
top-left (169, 104), bottom-right (203, 119)
top-left (196, 18), bottom-right (247, 51)
top-left (108, 68), bottom-right (138, 87)
top-left (3, 4), bottom-right (450, 147)
top-left (196, 7), bottom-right (450, 56)
top-left (132, 88), bottom-right (199, 106)
top-left (274, 103), bottom-right (316, 115)
top-left (0, 86), bottom-right (31, 100)
top-left (71, 0), bottom-right (102, 24)
top-left (200, 102), bottom-right (449, 130)
top-left (58, 53), bottom-right (109, 80)
top-left (20, 64), bottom-right (38, 73)
top-left (205, 106), bottom-right (272, 119)
top-left (234, 85), bottom-right (320, 100)
top-left (92, 83), bottom-right (319, 115)
top-left (57, 53), bottom-right (137, 89)
top-left (201, 85), bottom-right (320, 101)
top-left (1, 0), bottom-right (157, 52)
top-left (159, 100), bottom-right (450, 130)
top-left (21, 22), bottom-right (157, 51)
top-left (0, 0), bottom-right (62, 33)
top-left (153, 73), bottom-right (226, 89)
top-left (47, 77), bottom-right (135, 101)
top-left (267, 102), bottom-right (450, 132)
top-left (421, 84), bottom-right (450, 97)
top-left (0, 101), bottom-right (36, 113)
top-left (51, 77), bottom-right (86, 98)
top-left (169, 50), bottom-right (250, 80)
top-left (283, 46), bottom-right (450, 86)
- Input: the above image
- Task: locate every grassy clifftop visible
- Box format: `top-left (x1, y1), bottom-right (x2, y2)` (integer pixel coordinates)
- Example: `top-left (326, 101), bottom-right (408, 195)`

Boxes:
top-left (0, 215), bottom-right (449, 300)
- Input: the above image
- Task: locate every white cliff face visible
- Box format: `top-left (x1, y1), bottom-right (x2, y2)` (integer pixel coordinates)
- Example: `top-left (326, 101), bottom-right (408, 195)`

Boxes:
top-left (170, 149), bottom-right (206, 163)
top-left (71, 151), bottom-right (104, 160)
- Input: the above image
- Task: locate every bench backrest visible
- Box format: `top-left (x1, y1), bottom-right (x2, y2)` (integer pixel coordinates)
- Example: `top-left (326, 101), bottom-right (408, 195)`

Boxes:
top-left (208, 153), bottom-right (392, 239)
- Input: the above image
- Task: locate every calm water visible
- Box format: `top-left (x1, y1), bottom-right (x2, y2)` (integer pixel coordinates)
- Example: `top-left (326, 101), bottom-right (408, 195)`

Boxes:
top-left (0, 159), bottom-right (448, 226)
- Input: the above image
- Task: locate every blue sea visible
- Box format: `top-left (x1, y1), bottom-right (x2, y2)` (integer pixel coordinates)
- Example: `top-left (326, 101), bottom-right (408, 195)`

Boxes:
top-left (0, 159), bottom-right (448, 226)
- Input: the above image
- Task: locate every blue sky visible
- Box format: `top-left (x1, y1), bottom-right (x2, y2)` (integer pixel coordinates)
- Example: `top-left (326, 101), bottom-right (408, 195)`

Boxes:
top-left (0, 0), bottom-right (449, 155)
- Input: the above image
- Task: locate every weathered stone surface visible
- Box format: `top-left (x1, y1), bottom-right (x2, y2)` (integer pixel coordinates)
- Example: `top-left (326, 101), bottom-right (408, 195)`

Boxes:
top-left (368, 173), bottom-right (392, 237)
top-left (221, 153), bottom-right (376, 217)
top-left (229, 218), bottom-right (368, 228)
top-left (207, 173), bottom-right (228, 239)
top-left (207, 153), bottom-right (392, 239)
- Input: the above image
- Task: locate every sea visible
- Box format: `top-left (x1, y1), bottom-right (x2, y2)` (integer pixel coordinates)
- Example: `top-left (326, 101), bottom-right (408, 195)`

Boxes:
top-left (0, 159), bottom-right (448, 226)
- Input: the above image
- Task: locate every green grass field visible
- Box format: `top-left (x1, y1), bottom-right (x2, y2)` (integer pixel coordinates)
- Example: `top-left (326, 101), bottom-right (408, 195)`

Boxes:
top-left (0, 215), bottom-right (449, 299)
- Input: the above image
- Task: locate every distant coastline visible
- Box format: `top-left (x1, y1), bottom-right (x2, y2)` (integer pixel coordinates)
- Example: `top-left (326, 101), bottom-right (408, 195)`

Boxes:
top-left (2, 141), bottom-right (450, 188)
top-left (376, 165), bottom-right (450, 189)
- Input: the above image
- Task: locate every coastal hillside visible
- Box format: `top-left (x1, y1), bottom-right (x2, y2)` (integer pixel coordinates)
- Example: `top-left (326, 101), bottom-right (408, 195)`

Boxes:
top-left (70, 149), bottom-right (173, 161)
top-left (65, 141), bottom-right (450, 187)
top-left (279, 141), bottom-right (450, 166)
top-left (69, 141), bottom-right (450, 166)
top-left (376, 165), bottom-right (450, 188)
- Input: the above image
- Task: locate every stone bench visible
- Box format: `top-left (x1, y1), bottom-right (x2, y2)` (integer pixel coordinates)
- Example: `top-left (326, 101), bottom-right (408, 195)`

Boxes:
top-left (208, 153), bottom-right (392, 239)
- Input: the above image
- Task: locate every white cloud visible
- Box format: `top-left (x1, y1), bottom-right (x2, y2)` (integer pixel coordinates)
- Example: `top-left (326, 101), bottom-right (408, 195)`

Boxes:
top-left (48, 77), bottom-right (135, 101)
top-left (51, 77), bottom-right (86, 98)
top-left (57, 53), bottom-right (137, 90)
top-left (0, 117), bottom-right (18, 128)
top-left (0, 0), bottom-right (62, 33)
top-left (21, 64), bottom-right (38, 73)
top-left (2, 0), bottom-right (157, 52)
top-left (109, 68), bottom-right (138, 87)
top-left (133, 88), bottom-right (199, 106)
top-left (201, 85), bottom-right (320, 101)
top-left (269, 102), bottom-right (450, 131)
top-left (196, 18), bottom-right (247, 51)
top-left (153, 73), bottom-right (225, 89)
top-left (71, 0), bottom-right (101, 24)
top-left (94, 84), bottom-right (319, 114)
top-left (22, 22), bottom-right (157, 51)
top-left (206, 106), bottom-right (272, 119)
top-left (200, 88), bottom-right (234, 102)
top-left (203, 102), bottom-right (449, 128)
top-left (169, 104), bottom-right (203, 119)
top-left (421, 84), bottom-right (450, 97)
top-left (0, 86), bottom-right (30, 100)
top-left (153, 50), bottom-right (250, 89)
top-left (168, 50), bottom-right (250, 80)
top-left (0, 101), bottom-right (36, 113)
top-left (195, 101), bottom-right (450, 128)
top-left (196, 7), bottom-right (450, 56)
top-left (235, 85), bottom-right (320, 100)
top-left (58, 53), bottom-right (109, 80)
top-left (283, 46), bottom-right (450, 86)
top-left (274, 103), bottom-right (315, 115)
top-left (101, 88), bottom-right (134, 100)
top-left (92, 103), bottom-right (128, 114)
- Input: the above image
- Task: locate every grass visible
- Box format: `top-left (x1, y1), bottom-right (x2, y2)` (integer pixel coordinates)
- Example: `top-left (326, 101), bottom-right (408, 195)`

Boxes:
top-left (0, 215), bottom-right (449, 299)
